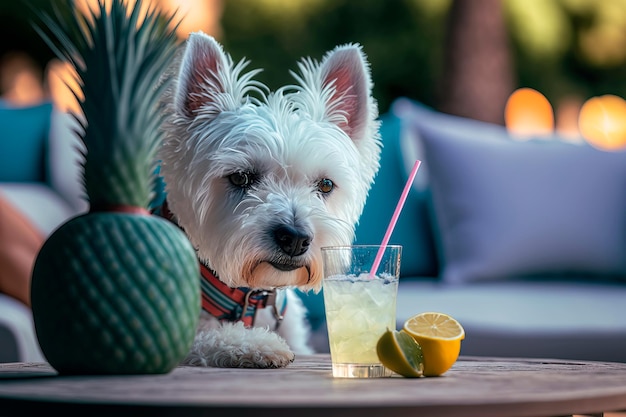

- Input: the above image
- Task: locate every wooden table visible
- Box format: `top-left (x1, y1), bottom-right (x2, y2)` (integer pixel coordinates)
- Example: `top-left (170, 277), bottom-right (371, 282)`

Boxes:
top-left (1, 355), bottom-right (626, 417)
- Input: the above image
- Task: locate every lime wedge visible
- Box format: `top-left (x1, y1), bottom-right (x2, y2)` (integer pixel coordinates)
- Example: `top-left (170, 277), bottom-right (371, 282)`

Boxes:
top-left (376, 328), bottom-right (424, 378)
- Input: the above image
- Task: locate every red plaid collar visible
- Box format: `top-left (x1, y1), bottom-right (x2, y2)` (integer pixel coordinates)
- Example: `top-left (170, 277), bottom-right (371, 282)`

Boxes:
top-left (199, 264), bottom-right (287, 329)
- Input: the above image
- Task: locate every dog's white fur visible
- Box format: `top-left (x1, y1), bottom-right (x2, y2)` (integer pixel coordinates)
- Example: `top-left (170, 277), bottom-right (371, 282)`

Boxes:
top-left (159, 32), bottom-right (381, 368)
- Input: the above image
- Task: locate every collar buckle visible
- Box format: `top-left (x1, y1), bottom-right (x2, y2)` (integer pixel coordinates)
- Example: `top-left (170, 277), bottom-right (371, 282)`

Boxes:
top-left (241, 289), bottom-right (284, 330)
top-left (263, 290), bottom-right (284, 329)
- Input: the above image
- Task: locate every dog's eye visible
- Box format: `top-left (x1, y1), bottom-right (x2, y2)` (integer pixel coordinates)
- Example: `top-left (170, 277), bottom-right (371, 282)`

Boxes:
top-left (317, 178), bottom-right (334, 194)
top-left (229, 172), bottom-right (253, 188)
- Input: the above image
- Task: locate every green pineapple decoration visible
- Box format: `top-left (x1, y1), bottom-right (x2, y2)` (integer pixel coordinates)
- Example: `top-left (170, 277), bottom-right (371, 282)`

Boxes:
top-left (30, 0), bottom-right (200, 374)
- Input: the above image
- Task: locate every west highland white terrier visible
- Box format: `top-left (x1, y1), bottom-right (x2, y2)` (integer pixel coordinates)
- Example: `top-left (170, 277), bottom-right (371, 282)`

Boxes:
top-left (158, 32), bottom-right (381, 368)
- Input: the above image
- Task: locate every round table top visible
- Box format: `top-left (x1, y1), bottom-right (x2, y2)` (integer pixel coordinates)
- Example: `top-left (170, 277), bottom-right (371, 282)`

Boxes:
top-left (1, 355), bottom-right (626, 417)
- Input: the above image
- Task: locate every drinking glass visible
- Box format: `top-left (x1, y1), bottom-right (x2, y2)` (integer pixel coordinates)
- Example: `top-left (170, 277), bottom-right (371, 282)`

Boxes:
top-left (321, 245), bottom-right (401, 378)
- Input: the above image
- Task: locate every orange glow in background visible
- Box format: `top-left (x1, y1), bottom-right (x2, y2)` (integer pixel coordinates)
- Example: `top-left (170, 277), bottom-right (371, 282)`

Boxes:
top-left (1, 0), bottom-right (223, 111)
top-left (46, 60), bottom-right (82, 114)
top-left (74, 0), bottom-right (222, 39)
top-left (578, 94), bottom-right (626, 151)
top-left (505, 88), bottom-right (626, 151)
top-left (504, 88), bottom-right (555, 138)
top-left (0, 52), bottom-right (46, 106)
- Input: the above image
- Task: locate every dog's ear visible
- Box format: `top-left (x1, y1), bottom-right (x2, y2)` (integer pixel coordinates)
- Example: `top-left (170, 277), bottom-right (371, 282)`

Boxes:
top-left (319, 45), bottom-right (373, 141)
top-left (174, 32), bottom-right (230, 119)
top-left (292, 44), bottom-right (376, 142)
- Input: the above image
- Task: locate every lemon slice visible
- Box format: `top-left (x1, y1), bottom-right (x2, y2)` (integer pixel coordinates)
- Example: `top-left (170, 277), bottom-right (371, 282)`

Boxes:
top-left (403, 312), bottom-right (465, 376)
top-left (376, 328), bottom-right (424, 378)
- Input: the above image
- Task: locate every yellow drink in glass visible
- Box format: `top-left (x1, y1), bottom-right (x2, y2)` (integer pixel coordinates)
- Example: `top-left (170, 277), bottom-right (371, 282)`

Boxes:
top-left (323, 274), bottom-right (398, 377)
top-left (321, 245), bottom-right (401, 378)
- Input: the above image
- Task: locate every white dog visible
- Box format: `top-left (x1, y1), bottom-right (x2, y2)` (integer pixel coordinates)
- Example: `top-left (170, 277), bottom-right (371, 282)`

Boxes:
top-left (158, 32), bottom-right (381, 368)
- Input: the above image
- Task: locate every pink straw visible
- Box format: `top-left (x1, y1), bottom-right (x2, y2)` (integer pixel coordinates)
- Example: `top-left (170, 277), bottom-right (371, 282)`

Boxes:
top-left (369, 160), bottom-right (421, 278)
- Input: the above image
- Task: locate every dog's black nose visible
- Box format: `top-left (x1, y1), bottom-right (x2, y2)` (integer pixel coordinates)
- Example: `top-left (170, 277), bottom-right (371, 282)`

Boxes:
top-left (274, 225), bottom-right (311, 257)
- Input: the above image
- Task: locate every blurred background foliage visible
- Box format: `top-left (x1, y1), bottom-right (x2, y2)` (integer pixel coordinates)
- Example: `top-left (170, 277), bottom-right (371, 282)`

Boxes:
top-left (219, 0), bottom-right (626, 120)
top-left (220, 0), bottom-right (448, 115)
top-left (2, 0), bottom-right (626, 122)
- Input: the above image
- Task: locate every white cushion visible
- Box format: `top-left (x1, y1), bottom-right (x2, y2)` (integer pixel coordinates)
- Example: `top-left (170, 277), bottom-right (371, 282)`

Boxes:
top-left (400, 98), bottom-right (626, 283)
top-left (0, 183), bottom-right (79, 236)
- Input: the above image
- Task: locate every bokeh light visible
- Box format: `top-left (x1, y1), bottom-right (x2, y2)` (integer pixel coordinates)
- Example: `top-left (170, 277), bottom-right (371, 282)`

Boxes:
top-left (0, 52), bottom-right (46, 106)
top-left (44, 0), bottom-right (223, 115)
top-left (504, 87), bottom-right (554, 138)
top-left (578, 94), bottom-right (626, 151)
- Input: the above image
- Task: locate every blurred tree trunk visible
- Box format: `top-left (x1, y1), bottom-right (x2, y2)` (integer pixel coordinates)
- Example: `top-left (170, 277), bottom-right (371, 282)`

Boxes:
top-left (438, 0), bottom-right (514, 125)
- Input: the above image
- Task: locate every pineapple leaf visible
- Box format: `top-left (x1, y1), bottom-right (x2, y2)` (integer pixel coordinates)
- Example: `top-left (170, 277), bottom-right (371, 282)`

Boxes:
top-left (33, 0), bottom-right (180, 209)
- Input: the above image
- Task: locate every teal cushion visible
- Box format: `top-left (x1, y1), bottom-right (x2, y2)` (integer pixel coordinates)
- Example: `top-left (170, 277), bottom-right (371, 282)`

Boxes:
top-left (0, 102), bottom-right (53, 182)
top-left (354, 111), bottom-right (438, 277)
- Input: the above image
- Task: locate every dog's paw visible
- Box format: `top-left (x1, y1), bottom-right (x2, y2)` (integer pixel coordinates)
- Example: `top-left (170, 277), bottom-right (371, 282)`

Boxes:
top-left (182, 322), bottom-right (295, 368)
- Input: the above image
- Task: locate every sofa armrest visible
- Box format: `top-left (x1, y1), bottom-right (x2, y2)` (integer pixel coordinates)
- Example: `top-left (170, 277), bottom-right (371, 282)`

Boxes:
top-left (0, 294), bottom-right (44, 363)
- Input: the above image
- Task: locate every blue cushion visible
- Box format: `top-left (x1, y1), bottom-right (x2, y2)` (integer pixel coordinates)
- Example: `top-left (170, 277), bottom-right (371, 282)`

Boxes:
top-left (354, 111), bottom-right (438, 277)
top-left (404, 99), bottom-right (626, 282)
top-left (0, 102), bottom-right (53, 182)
